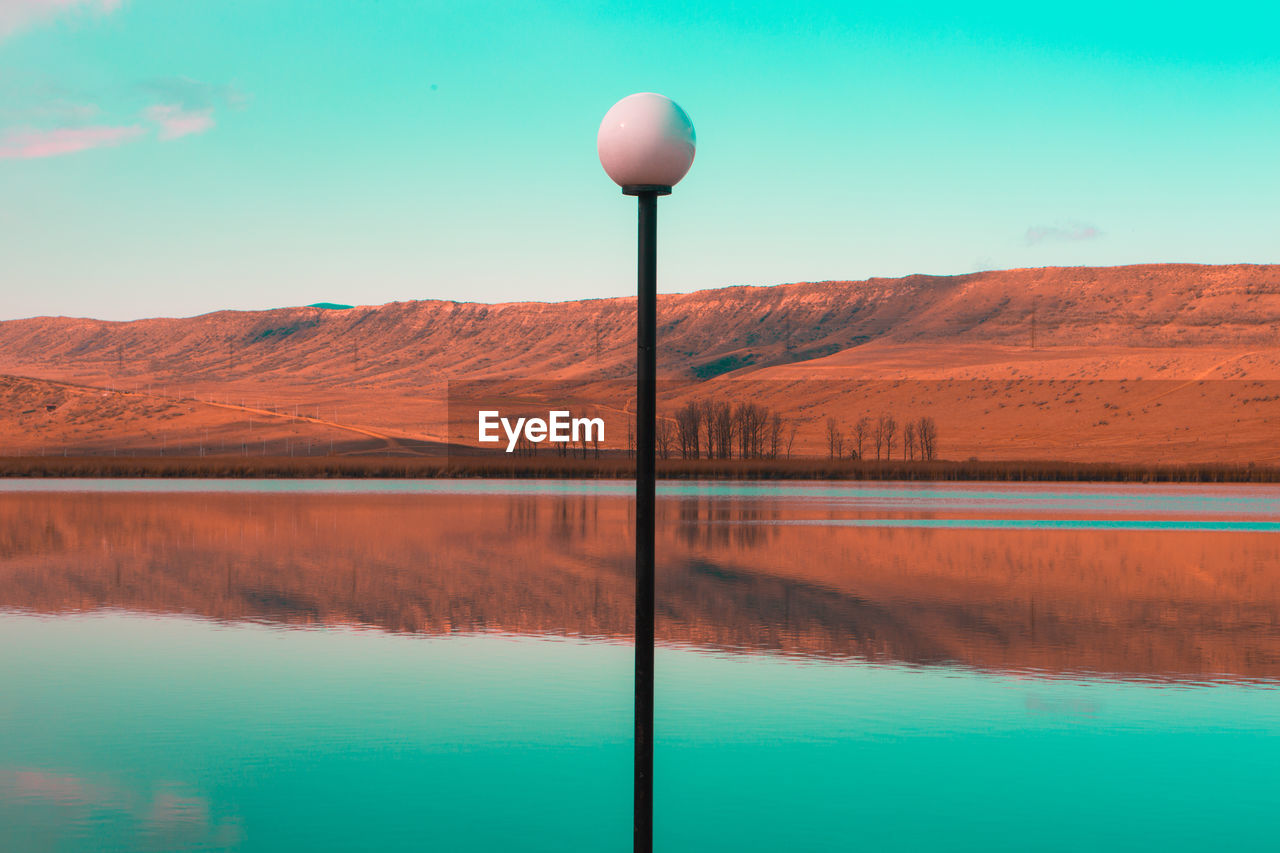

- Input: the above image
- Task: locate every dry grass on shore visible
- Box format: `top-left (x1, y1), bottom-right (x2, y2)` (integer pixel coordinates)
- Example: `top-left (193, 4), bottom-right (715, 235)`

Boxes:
top-left (2, 455), bottom-right (1280, 483)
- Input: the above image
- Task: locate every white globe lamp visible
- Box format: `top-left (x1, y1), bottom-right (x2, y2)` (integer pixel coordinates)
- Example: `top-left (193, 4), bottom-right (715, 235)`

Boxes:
top-left (597, 93), bottom-right (696, 194)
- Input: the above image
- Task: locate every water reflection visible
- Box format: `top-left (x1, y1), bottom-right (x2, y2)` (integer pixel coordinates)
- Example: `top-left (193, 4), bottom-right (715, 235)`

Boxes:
top-left (2, 485), bottom-right (1279, 682)
top-left (0, 769), bottom-right (242, 851)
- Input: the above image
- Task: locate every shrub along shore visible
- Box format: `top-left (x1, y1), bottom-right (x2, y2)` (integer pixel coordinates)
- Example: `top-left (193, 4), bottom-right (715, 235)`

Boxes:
top-left (2, 455), bottom-right (1279, 483)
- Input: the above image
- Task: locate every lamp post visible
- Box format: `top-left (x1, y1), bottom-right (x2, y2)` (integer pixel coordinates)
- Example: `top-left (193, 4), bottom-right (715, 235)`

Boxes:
top-left (598, 92), bottom-right (696, 853)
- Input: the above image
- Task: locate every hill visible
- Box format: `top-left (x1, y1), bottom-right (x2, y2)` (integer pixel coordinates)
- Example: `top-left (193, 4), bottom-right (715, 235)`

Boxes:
top-left (2, 264), bottom-right (1279, 463)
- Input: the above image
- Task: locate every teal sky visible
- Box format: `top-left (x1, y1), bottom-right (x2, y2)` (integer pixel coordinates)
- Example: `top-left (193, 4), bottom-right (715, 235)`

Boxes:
top-left (1, 1), bottom-right (1277, 321)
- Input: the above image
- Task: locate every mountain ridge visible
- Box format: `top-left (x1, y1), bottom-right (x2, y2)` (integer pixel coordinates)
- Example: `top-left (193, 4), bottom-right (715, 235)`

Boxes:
top-left (4, 263), bottom-right (1280, 387)
top-left (3, 263), bottom-right (1280, 462)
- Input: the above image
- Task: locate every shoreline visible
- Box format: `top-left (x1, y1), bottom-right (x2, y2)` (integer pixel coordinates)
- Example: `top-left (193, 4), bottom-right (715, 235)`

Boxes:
top-left (2, 456), bottom-right (1279, 483)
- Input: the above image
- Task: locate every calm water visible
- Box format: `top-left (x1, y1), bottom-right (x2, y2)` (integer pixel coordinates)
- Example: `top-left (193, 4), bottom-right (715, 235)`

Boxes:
top-left (1, 480), bottom-right (1278, 851)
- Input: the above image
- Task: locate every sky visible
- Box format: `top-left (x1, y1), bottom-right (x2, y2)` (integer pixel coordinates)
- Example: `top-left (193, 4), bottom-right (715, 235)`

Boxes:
top-left (1, 0), bottom-right (1278, 321)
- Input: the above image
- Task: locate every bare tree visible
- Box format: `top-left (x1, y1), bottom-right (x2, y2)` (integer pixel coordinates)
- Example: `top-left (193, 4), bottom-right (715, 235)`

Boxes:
top-left (734, 402), bottom-right (769, 459)
top-left (699, 399), bottom-right (717, 460)
top-left (656, 417), bottom-right (674, 460)
top-left (882, 414), bottom-right (897, 461)
top-left (826, 417), bottom-right (844, 460)
top-left (670, 399), bottom-right (797, 461)
top-left (904, 421), bottom-right (916, 461)
top-left (852, 416), bottom-right (869, 460)
top-left (916, 416), bottom-right (938, 461)
top-left (675, 401), bottom-right (702, 459)
top-left (709, 400), bottom-right (734, 459)
top-left (751, 404), bottom-right (768, 458)
top-left (735, 403), bottom-right (751, 459)
top-left (768, 411), bottom-right (784, 459)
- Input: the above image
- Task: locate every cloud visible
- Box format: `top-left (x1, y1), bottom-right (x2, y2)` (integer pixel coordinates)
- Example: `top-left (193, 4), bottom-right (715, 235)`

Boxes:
top-left (145, 104), bottom-right (215, 140)
top-left (135, 77), bottom-right (247, 141)
top-left (140, 76), bottom-right (249, 111)
top-left (0, 76), bottom-right (244, 158)
top-left (1024, 223), bottom-right (1103, 246)
top-left (0, 98), bottom-right (99, 123)
top-left (0, 123), bottom-right (144, 159)
top-left (0, 0), bottom-right (123, 40)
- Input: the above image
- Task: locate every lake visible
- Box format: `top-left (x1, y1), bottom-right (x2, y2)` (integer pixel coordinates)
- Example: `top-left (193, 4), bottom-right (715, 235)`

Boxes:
top-left (1, 480), bottom-right (1278, 851)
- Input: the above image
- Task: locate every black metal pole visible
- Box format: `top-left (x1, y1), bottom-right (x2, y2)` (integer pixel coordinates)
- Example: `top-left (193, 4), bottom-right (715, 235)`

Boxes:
top-left (633, 188), bottom-right (658, 853)
top-left (622, 181), bottom-right (668, 852)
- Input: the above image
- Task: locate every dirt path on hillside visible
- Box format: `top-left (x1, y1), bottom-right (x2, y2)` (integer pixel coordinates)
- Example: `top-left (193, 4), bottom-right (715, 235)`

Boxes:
top-left (1139, 350), bottom-right (1263, 406)
top-left (4, 373), bottom-right (443, 454)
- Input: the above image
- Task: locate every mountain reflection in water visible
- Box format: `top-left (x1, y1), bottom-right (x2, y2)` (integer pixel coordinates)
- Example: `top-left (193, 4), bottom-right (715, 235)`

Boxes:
top-left (2, 484), bottom-right (1279, 683)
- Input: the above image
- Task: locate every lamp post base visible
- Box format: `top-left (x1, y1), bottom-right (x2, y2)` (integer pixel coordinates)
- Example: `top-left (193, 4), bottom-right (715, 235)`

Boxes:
top-left (622, 185), bottom-right (671, 196)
